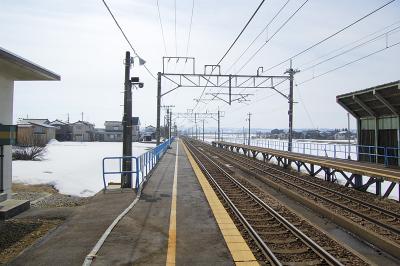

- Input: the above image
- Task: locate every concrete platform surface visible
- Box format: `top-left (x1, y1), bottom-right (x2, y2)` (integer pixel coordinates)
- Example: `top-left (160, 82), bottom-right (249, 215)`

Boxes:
top-left (92, 140), bottom-right (234, 265)
top-left (9, 190), bottom-right (137, 266)
top-left (0, 199), bottom-right (30, 220)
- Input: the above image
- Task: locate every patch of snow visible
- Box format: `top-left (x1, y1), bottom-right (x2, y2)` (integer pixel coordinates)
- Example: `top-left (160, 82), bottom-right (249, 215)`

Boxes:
top-left (12, 141), bottom-right (155, 197)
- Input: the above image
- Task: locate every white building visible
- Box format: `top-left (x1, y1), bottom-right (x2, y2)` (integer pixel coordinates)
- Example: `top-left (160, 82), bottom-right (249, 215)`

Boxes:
top-left (0, 47), bottom-right (60, 217)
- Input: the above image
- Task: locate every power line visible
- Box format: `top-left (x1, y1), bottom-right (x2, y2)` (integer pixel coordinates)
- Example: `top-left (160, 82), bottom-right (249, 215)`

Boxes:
top-left (156, 0), bottom-right (168, 56)
top-left (235, 0), bottom-right (309, 74)
top-left (298, 19), bottom-right (400, 69)
top-left (186, 0), bottom-right (195, 57)
top-left (263, 0), bottom-right (397, 74)
top-left (301, 25), bottom-right (400, 72)
top-left (225, 0), bottom-right (291, 74)
top-left (101, 0), bottom-right (156, 80)
top-left (174, 0), bottom-right (178, 56)
top-left (217, 0), bottom-right (266, 65)
top-left (297, 40), bottom-right (400, 86)
top-left (193, 0), bottom-right (267, 110)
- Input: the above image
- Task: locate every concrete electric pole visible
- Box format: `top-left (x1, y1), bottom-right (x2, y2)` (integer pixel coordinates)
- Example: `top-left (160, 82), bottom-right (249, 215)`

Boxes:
top-left (285, 59), bottom-right (299, 152)
top-left (122, 51), bottom-right (133, 188)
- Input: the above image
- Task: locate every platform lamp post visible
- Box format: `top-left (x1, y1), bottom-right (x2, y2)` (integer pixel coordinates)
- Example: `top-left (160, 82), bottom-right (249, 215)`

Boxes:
top-left (122, 51), bottom-right (145, 189)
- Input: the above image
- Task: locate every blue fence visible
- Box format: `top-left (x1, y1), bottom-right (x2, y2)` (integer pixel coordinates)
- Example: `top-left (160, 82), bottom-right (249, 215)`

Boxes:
top-left (222, 137), bottom-right (400, 166)
top-left (102, 138), bottom-right (175, 192)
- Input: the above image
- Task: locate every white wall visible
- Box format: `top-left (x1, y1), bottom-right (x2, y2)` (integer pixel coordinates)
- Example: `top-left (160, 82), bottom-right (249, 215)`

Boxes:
top-left (0, 75), bottom-right (14, 199)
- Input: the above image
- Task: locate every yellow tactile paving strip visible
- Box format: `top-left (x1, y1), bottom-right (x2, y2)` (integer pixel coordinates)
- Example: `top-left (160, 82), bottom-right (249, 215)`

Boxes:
top-left (182, 141), bottom-right (259, 266)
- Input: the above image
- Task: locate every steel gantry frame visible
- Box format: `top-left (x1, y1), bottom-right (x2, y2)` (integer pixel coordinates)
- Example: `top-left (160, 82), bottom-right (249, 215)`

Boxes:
top-left (156, 56), bottom-right (290, 144)
top-left (173, 111), bottom-right (224, 141)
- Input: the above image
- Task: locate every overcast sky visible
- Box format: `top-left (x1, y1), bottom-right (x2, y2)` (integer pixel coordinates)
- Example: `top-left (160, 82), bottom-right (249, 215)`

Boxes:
top-left (1, 0), bottom-right (399, 130)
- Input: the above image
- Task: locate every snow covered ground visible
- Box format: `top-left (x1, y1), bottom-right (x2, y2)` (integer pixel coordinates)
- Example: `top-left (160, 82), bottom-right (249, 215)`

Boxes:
top-left (12, 141), bottom-right (155, 197)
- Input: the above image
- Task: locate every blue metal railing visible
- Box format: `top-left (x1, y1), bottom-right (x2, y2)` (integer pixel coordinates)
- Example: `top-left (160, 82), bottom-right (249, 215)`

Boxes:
top-left (222, 137), bottom-right (400, 166)
top-left (102, 137), bottom-right (175, 192)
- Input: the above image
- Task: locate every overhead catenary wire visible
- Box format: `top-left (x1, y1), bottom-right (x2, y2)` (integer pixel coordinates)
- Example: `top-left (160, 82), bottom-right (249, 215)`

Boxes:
top-left (156, 0), bottom-right (168, 56)
top-left (101, 0), bottom-right (157, 80)
top-left (235, 0), bottom-right (309, 74)
top-left (262, 0), bottom-right (397, 74)
top-left (186, 0), bottom-right (195, 57)
top-left (193, 0), bottom-right (267, 110)
top-left (174, 0), bottom-right (178, 56)
top-left (297, 40), bottom-right (400, 86)
top-left (225, 0), bottom-right (291, 74)
top-left (298, 19), bottom-right (400, 69)
top-left (301, 25), bottom-right (400, 72)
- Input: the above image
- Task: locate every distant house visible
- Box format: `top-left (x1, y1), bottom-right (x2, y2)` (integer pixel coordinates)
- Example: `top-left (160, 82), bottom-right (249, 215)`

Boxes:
top-left (143, 125), bottom-right (156, 141)
top-left (132, 117), bottom-right (140, 142)
top-left (334, 131), bottom-right (348, 140)
top-left (17, 119), bottom-right (56, 145)
top-left (103, 121), bottom-right (123, 142)
top-left (96, 118), bottom-right (141, 142)
top-left (70, 121), bottom-right (95, 141)
top-left (50, 120), bottom-right (72, 141)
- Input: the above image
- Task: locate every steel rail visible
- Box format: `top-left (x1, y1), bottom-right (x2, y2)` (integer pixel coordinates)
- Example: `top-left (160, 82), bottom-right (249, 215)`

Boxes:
top-left (222, 145), bottom-right (400, 219)
top-left (185, 139), bottom-right (344, 266)
top-left (202, 141), bottom-right (400, 235)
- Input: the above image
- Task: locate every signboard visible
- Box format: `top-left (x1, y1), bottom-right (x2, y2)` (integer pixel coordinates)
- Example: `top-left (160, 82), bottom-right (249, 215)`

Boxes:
top-left (0, 125), bottom-right (17, 145)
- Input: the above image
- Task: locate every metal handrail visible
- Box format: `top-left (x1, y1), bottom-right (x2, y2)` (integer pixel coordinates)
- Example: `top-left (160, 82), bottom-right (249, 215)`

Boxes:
top-left (222, 137), bottom-right (399, 166)
top-left (102, 137), bottom-right (175, 192)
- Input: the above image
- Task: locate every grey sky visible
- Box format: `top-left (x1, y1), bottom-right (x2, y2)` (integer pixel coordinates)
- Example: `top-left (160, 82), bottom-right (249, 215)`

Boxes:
top-left (1, 0), bottom-right (399, 130)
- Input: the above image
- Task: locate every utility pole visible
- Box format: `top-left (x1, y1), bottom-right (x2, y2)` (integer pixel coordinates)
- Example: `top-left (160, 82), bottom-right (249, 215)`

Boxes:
top-left (122, 51), bottom-right (133, 188)
top-left (285, 59), bottom-right (299, 152)
top-left (246, 113), bottom-right (252, 146)
top-left (156, 72), bottom-right (162, 145)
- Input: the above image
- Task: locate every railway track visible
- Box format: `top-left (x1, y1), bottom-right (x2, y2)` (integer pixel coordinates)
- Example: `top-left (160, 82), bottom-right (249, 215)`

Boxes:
top-left (184, 138), bottom-right (367, 265)
top-left (187, 138), bottom-right (400, 259)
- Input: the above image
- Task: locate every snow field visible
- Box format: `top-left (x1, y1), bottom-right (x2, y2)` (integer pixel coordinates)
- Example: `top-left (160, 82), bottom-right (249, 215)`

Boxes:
top-left (12, 141), bottom-right (155, 197)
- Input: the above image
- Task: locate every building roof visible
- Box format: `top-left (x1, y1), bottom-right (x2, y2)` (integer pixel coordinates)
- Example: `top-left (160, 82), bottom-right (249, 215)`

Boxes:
top-left (0, 47), bottom-right (60, 81)
top-left (337, 81), bottom-right (400, 119)
top-left (50, 119), bottom-right (68, 126)
top-left (18, 118), bottom-right (50, 125)
top-left (72, 120), bottom-right (94, 126)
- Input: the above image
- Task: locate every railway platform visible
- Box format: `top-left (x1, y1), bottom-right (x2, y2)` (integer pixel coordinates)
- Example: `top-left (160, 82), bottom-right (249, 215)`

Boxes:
top-left (213, 141), bottom-right (400, 200)
top-left (9, 140), bottom-right (257, 265)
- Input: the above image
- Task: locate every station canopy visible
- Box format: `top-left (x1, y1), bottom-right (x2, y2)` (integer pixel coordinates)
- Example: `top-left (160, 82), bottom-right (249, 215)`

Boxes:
top-left (337, 80), bottom-right (400, 119)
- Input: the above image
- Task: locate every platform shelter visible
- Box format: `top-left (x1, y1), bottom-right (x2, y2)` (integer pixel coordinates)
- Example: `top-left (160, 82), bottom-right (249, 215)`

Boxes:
top-left (337, 81), bottom-right (400, 166)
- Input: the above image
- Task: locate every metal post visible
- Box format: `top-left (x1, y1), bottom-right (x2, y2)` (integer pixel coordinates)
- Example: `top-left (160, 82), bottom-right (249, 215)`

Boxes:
top-left (347, 113), bottom-right (351, 159)
top-left (195, 113), bottom-right (198, 139)
top-left (169, 110), bottom-right (172, 142)
top-left (167, 108), bottom-right (170, 140)
top-left (202, 119), bottom-right (205, 142)
top-left (122, 51), bottom-right (132, 188)
top-left (247, 112), bottom-right (251, 146)
top-left (218, 108), bottom-right (220, 142)
top-left (229, 74), bottom-right (232, 105)
top-left (156, 72), bottom-right (161, 145)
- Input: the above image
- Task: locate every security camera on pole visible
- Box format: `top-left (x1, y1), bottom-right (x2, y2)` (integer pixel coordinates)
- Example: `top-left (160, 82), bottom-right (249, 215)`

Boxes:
top-left (121, 51), bottom-right (145, 189)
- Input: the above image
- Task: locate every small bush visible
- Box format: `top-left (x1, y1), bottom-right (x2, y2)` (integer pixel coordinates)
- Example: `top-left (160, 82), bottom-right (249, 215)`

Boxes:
top-left (12, 146), bottom-right (47, 161)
